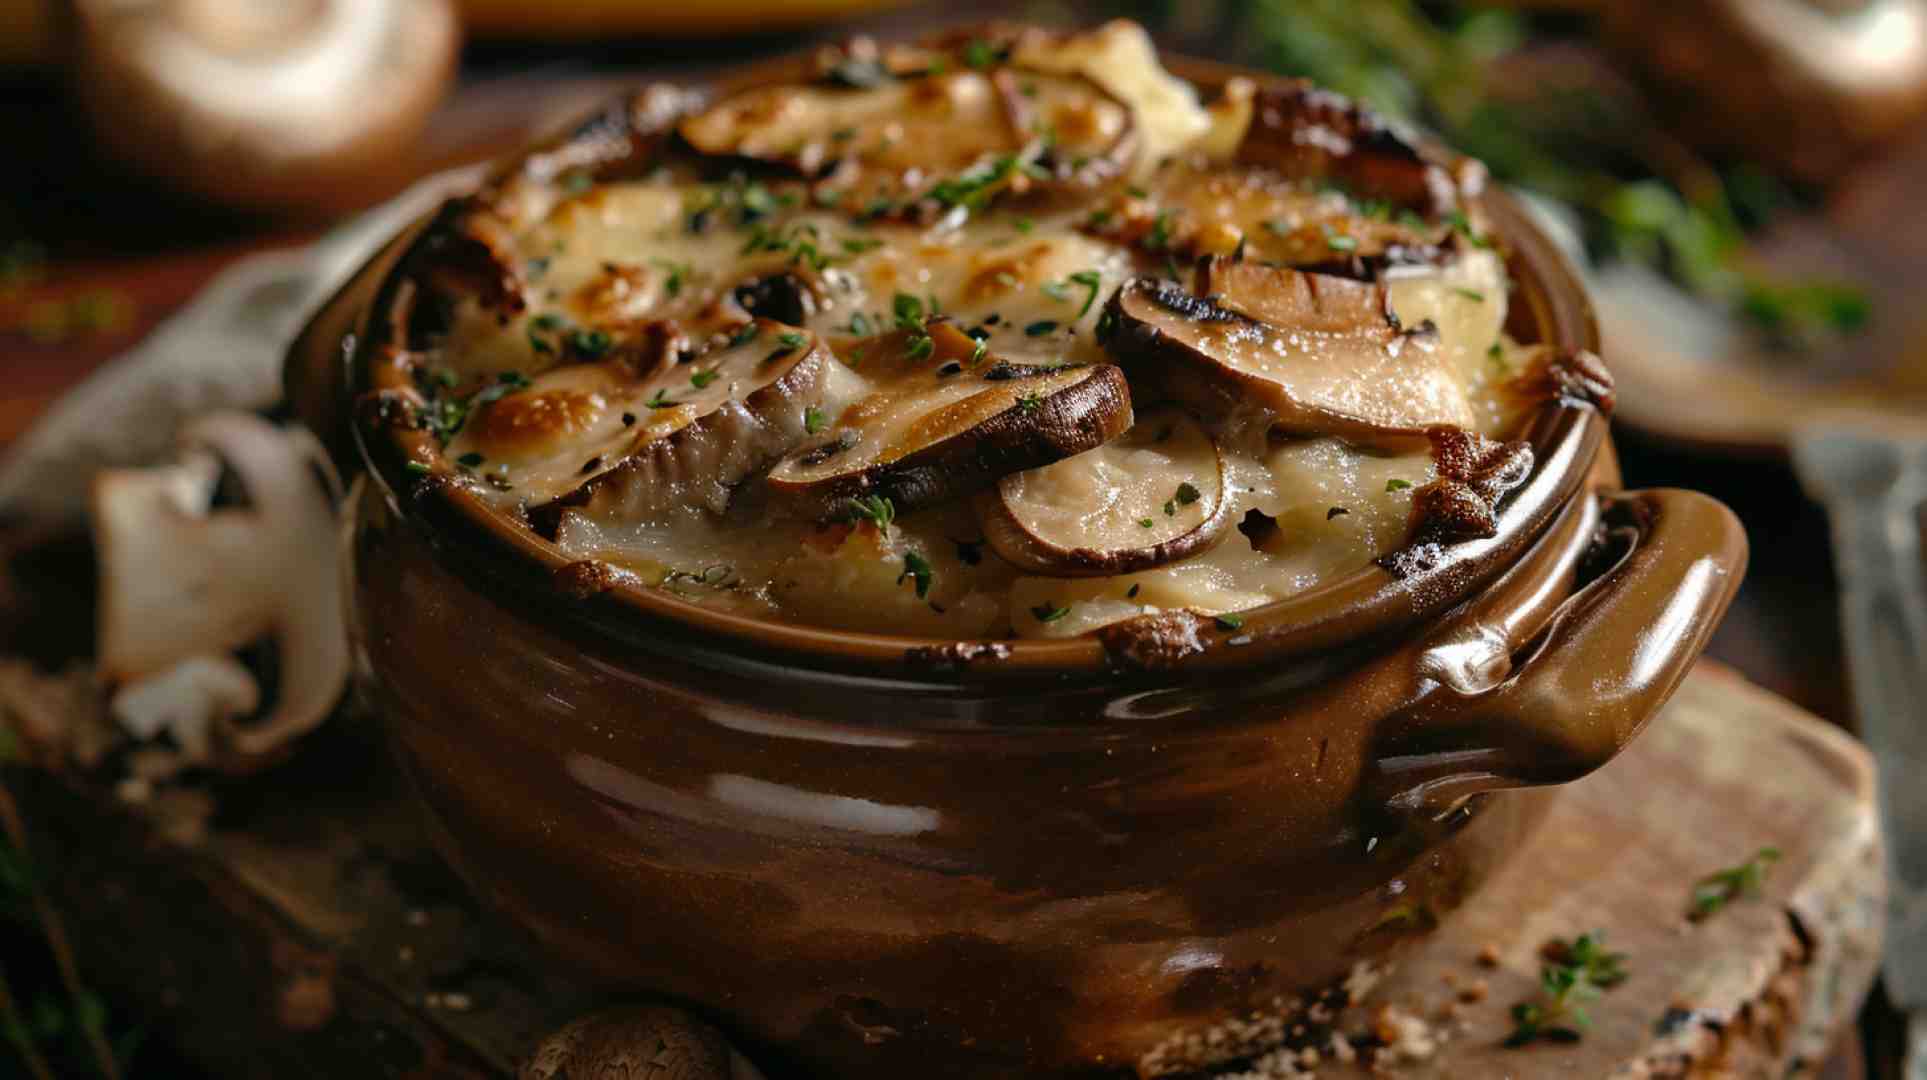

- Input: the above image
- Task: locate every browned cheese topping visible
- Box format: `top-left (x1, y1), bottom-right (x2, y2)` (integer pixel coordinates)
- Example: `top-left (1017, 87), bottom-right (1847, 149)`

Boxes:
top-left (399, 21), bottom-right (1575, 639)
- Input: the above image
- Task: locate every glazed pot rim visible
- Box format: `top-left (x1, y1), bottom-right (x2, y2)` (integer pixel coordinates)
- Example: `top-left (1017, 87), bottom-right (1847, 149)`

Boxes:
top-left (346, 46), bottom-right (1613, 683)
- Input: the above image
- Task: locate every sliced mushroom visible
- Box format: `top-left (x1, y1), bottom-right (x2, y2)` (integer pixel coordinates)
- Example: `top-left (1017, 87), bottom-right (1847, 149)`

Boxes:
top-left (678, 65), bottom-right (1135, 214)
top-left (450, 319), bottom-right (847, 514)
top-left (1085, 161), bottom-right (1449, 270)
top-left (977, 406), bottom-right (1230, 576)
top-left (1098, 259), bottom-right (1473, 442)
top-left (767, 323), bottom-right (1134, 519)
top-left (1236, 82), bottom-right (1467, 218)
top-left (91, 412), bottom-right (347, 763)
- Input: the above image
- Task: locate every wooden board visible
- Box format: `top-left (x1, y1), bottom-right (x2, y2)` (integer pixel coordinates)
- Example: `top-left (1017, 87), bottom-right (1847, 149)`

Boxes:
top-left (3, 661), bottom-right (1881, 1079)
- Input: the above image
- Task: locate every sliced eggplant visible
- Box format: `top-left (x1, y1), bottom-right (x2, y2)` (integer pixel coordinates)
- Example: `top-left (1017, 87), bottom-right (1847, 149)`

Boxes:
top-left (977, 406), bottom-right (1230, 576)
top-left (1098, 259), bottom-right (1474, 442)
top-left (1236, 82), bottom-right (1463, 218)
top-left (677, 67), bottom-right (1134, 215)
top-left (447, 319), bottom-right (842, 513)
top-left (767, 322), bottom-right (1134, 519)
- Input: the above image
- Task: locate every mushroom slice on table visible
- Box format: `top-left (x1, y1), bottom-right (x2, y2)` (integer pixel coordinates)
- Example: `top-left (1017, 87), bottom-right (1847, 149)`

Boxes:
top-left (91, 412), bottom-right (347, 764)
top-left (450, 320), bottom-right (846, 514)
top-left (1099, 258), bottom-right (1473, 443)
top-left (767, 322), bottom-right (1134, 519)
top-left (978, 406), bottom-right (1230, 577)
top-left (678, 63), bottom-right (1136, 214)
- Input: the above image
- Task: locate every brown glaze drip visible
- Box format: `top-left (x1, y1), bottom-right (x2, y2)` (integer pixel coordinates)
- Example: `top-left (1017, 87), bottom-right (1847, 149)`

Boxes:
top-left (1531, 347), bottom-right (1616, 414)
top-left (901, 641), bottom-right (1014, 670)
top-left (1379, 425), bottom-right (1534, 577)
top-left (553, 559), bottom-right (645, 600)
top-left (1096, 608), bottom-right (1211, 670)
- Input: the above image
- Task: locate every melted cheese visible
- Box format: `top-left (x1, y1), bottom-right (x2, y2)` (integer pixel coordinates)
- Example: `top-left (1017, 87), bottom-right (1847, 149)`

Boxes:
top-left (421, 25), bottom-right (1539, 640)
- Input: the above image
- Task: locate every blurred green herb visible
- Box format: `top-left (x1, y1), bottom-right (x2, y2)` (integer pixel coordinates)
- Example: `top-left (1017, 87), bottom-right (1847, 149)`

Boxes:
top-left (1688, 846), bottom-right (1782, 921)
top-left (1116, 0), bottom-right (1868, 348)
top-left (1505, 932), bottom-right (1628, 1048)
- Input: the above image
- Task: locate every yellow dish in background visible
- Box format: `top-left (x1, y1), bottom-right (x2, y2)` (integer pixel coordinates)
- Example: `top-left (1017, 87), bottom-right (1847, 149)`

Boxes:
top-left (456, 0), bottom-right (905, 36)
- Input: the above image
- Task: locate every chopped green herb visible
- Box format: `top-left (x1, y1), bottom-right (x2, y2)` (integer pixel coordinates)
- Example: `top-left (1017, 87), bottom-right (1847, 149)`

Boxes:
top-left (646, 389), bottom-right (676, 409)
top-left (1175, 481), bottom-right (1201, 507)
top-left (847, 312), bottom-right (873, 336)
top-left (1446, 210), bottom-right (1492, 249)
top-left (690, 368), bottom-right (720, 389)
top-left (1454, 287), bottom-right (1487, 302)
top-left (1164, 255), bottom-right (1184, 281)
top-left (906, 335), bottom-right (935, 362)
top-left (848, 494), bottom-right (896, 531)
top-left (1031, 601), bottom-right (1071, 624)
top-left (1014, 217), bottom-right (1034, 234)
top-left (1067, 270), bottom-right (1103, 318)
top-left (405, 461), bottom-right (430, 476)
top-left (1688, 847), bottom-right (1781, 921)
top-left (777, 331), bottom-right (808, 349)
top-left (1017, 390), bottom-right (1043, 412)
top-left (1322, 224), bottom-right (1359, 252)
top-left (1145, 210), bottom-right (1174, 251)
top-left (962, 39), bottom-right (1003, 70)
top-left (569, 328), bottom-right (613, 358)
top-left (804, 405), bottom-right (827, 435)
top-left (1215, 613), bottom-right (1245, 631)
top-left (892, 292), bottom-right (925, 331)
top-left (1086, 207), bottom-right (1114, 229)
top-left (1504, 933), bottom-right (1628, 1048)
top-left (1138, 518), bottom-right (1155, 528)
top-left (653, 258), bottom-right (691, 297)
top-left (729, 323), bottom-right (761, 348)
top-left (840, 236), bottom-right (883, 255)
top-left (898, 551), bottom-right (934, 598)
top-left (1386, 478), bottom-right (1412, 492)
top-left (1024, 320), bottom-right (1058, 337)
top-left (457, 452), bottom-right (485, 467)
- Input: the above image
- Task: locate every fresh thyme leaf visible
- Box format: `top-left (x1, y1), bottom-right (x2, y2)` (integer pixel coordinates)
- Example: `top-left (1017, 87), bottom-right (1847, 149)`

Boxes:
top-left (729, 323), bottom-right (761, 348)
top-left (1146, 210), bottom-right (1174, 251)
top-left (568, 328), bottom-right (613, 358)
top-left (1504, 932), bottom-right (1629, 1048)
top-left (405, 461), bottom-right (430, 476)
top-left (905, 335), bottom-right (934, 362)
top-left (1017, 390), bottom-right (1043, 413)
top-left (646, 389), bottom-right (676, 409)
top-left (1688, 847), bottom-right (1781, 921)
top-left (1455, 287), bottom-right (1486, 302)
top-left (1215, 613), bottom-right (1244, 631)
top-left (653, 258), bottom-right (691, 298)
top-left (1014, 216), bottom-right (1034, 234)
top-left (690, 368), bottom-right (720, 389)
top-left (1322, 224), bottom-right (1359, 252)
top-left (1138, 518), bottom-right (1155, 528)
top-left (803, 405), bottom-right (826, 435)
top-left (847, 494), bottom-right (896, 530)
top-left (892, 292), bottom-right (924, 331)
top-left (1386, 478), bottom-right (1412, 492)
top-left (898, 551), bottom-right (935, 598)
top-left (1031, 601), bottom-right (1071, 624)
top-left (777, 331), bottom-right (808, 349)
top-left (962, 39), bottom-right (1005, 70)
top-left (1175, 481), bottom-right (1202, 507)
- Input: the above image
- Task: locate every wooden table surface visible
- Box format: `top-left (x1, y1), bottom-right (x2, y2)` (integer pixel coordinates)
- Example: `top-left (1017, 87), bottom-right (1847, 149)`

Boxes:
top-left (0, 19), bottom-right (1903, 1078)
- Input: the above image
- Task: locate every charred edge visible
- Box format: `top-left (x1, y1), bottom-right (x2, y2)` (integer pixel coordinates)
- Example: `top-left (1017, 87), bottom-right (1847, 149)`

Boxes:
top-left (1378, 426), bottom-right (1534, 576)
top-left (1539, 348), bottom-right (1615, 414)
top-left (514, 83), bottom-right (703, 187)
top-left (1244, 82), bottom-right (1458, 216)
top-left (1142, 279), bottom-right (1239, 323)
top-left (1292, 242), bottom-right (1449, 283)
top-left (406, 198), bottom-right (527, 321)
top-left (553, 559), bottom-right (644, 600)
top-left (1097, 610), bottom-right (1210, 671)
top-left (902, 640), bottom-right (1014, 670)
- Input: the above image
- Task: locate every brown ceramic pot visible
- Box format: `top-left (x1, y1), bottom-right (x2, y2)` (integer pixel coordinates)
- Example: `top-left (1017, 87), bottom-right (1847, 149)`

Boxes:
top-left (288, 52), bottom-right (1748, 1080)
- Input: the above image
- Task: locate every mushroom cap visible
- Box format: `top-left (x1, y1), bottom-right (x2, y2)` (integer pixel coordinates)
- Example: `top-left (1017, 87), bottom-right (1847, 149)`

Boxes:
top-left (520, 1006), bottom-right (764, 1080)
top-left (71, 0), bottom-right (459, 213)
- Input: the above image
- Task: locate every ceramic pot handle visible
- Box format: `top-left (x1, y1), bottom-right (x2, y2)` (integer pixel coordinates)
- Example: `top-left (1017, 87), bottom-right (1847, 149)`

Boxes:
top-left (1376, 486), bottom-right (1748, 814)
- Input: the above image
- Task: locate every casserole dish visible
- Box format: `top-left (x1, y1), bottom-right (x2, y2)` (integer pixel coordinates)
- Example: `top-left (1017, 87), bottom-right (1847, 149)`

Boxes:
top-left (288, 22), bottom-right (1746, 1078)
